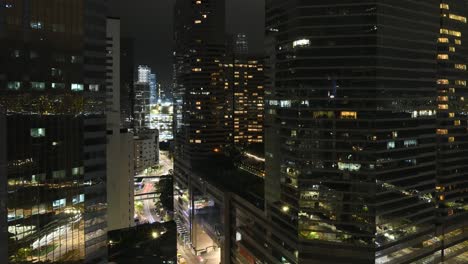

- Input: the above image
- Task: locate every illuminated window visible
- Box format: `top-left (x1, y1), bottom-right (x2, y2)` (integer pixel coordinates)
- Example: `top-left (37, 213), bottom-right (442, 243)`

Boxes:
top-left (194, 20), bottom-right (202, 24)
top-left (438, 37), bottom-right (449, 43)
top-left (438, 54), bottom-right (449, 60)
top-left (455, 64), bottom-right (467, 70)
top-left (30, 21), bottom-right (43, 29)
top-left (192, 68), bottom-right (202, 72)
top-left (293, 39), bottom-right (310, 48)
top-left (437, 129), bottom-right (448, 135)
top-left (440, 3), bottom-right (449, 10)
top-left (449, 46), bottom-right (456, 52)
top-left (454, 120), bottom-right (461, 126)
top-left (338, 162), bottom-right (361, 172)
top-left (89, 84), bottom-right (100, 92)
top-left (404, 139), bottom-right (418, 147)
top-left (71, 83), bottom-right (84, 91)
top-left (438, 96), bottom-right (448, 102)
top-left (387, 141), bottom-right (395, 150)
top-left (196, 0), bottom-right (202, 4)
top-left (438, 104), bottom-right (449, 110)
top-left (455, 80), bottom-right (466, 86)
top-left (7, 82), bottom-right (21, 90)
top-left (449, 112), bottom-right (455, 118)
top-left (52, 198), bottom-right (66, 209)
top-left (437, 79), bottom-right (449, 85)
top-left (51, 83), bottom-right (65, 89)
top-left (440, 28), bottom-right (461, 37)
top-left (340, 111), bottom-right (357, 119)
top-left (31, 82), bottom-right (45, 90)
top-left (51, 67), bottom-right (62, 77)
top-left (448, 137), bottom-right (455, 142)
top-left (455, 39), bottom-right (462, 45)
top-left (71, 55), bottom-right (82, 64)
top-left (31, 128), bottom-right (45, 138)
top-left (72, 167), bottom-right (84, 176)
top-left (449, 14), bottom-right (467, 23)
top-left (73, 194), bottom-right (85, 205)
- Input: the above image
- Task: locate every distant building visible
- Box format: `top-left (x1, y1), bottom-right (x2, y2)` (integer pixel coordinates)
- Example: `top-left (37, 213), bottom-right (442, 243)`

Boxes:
top-left (133, 82), bottom-right (151, 128)
top-left (135, 66), bottom-right (157, 128)
top-left (106, 18), bottom-right (135, 232)
top-left (134, 129), bottom-right (159, 175)
top-left (149, 73), bottom-right (158, 105)
top-left (137, 65), bottom-right (151, 84)
top-left (149, 101), bottom-right (174, 142)
top-left (234, 33), bottom-right (249, 55)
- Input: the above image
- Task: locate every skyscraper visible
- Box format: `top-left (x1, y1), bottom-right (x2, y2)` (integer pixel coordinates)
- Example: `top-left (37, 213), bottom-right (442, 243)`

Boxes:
top-left (149, 73), bottom-right (158, 104)
top-left (0, 1), bottom-right (108, 262)
top-left (135, 65), bottom-right (155, 128)
top-left (260, 0), bottom-right (467, 263)
top-left (173, 0), bottom-right (230, 256)
top-left (134, 82), bottom-right (151, 129)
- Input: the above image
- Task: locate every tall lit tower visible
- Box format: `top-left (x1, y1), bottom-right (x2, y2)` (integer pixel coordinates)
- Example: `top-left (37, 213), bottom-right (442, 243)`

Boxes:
top-left (0, 0), bottom-right (108, 262)
top-left (173, 0), bottom-right (230, 253)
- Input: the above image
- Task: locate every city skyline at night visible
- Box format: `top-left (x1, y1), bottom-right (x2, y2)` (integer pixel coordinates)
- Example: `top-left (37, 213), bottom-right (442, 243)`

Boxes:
top-left (1, 1), bottom-right (468, 264)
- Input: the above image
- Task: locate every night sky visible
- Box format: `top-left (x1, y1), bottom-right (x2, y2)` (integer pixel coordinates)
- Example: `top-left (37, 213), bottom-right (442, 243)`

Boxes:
top-left (110, 0), bottom-right (265, 86)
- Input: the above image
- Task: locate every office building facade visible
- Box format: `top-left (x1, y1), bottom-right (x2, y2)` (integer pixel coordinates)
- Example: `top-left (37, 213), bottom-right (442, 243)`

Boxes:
top-left (134, 129), bottom-right (159, 175)
top-left (225, 57), bottom-right (265, 146)
top-left (259, 0), bottom-right (468, 263)
top-left (0, 0), bottom-right (108, 262)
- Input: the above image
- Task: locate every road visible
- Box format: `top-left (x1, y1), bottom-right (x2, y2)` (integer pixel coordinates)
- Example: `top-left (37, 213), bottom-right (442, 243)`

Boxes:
top-left (142, 181), bottom-right (156, 223)
top-left (159, 151), bottom-right (172, 176)
top-left (178, 240), bottom-right (201, 264)
top-left (135, 151), bottom-right (174, 224)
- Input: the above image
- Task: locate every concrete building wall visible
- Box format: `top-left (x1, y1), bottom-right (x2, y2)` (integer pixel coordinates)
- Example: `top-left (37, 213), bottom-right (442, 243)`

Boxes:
top-left (106, 17), bottom-right (135, 231)
top-left (107, 131), bottom-right (135, 231)
top-left (134, 129), bottom-right (159, 175)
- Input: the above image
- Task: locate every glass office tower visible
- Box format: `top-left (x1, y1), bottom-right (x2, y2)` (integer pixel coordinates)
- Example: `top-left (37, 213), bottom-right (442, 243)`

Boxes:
top-left (264, 0), bottom-right (467, 263)
top-left (0, 0), bottom-right (108, 262)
